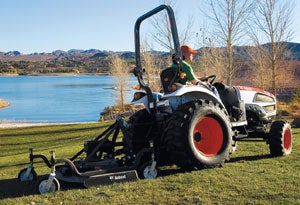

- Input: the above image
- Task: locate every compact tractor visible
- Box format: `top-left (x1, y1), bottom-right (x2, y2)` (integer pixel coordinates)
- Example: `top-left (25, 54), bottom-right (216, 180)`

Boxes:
top-left (18, 5), bottom-right (292, 194)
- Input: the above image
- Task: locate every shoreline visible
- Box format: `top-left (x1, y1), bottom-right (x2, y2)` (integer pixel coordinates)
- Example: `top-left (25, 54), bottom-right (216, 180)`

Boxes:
top-left (0, 121), bottom-right (98, 128)
top-left (0, 72), bottom-right (109, 76)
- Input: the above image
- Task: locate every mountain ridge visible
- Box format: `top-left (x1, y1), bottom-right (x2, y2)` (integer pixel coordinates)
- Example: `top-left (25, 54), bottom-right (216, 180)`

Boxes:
top-left (1, 42), bottom-right (300, 61)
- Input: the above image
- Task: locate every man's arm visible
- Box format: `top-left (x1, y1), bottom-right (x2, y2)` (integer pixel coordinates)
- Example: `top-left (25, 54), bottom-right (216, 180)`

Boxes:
top-left (182, 61), bottom-right (198, 85)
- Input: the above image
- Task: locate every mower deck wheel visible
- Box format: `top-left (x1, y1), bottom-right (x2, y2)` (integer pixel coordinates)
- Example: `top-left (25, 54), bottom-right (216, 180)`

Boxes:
top-left (138, 162), bottom-right (158, 179)
top-left (36, 175), bottom-right (60, 194)
top-left (18, 167), bottom-right (37, 181)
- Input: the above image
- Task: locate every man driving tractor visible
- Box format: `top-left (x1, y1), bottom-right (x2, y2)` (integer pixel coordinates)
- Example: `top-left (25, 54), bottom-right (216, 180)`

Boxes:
top-left (174, 45), bottom-right (219, 96)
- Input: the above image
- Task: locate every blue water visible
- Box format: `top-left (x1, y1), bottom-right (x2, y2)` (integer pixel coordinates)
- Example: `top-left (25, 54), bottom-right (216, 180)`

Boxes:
top-left (0, 75), bottom-right (136, 123)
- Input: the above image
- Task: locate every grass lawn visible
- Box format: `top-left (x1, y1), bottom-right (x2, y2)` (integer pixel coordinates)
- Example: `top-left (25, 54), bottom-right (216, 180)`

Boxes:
top-left (0, 122), bottom-right (299, 205)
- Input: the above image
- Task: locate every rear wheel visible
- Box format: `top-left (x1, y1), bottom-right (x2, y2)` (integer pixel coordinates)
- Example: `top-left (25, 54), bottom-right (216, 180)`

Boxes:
top-left (268, 120), bottom-right (292, 156)
top-left (164, 100), bottom-right (232, 169)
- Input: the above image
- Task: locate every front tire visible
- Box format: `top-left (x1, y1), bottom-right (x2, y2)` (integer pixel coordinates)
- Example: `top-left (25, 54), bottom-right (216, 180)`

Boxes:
top-left (268, 120), bottom-right (292, 156)
top-left (164, 100), bottom-right (232, 169)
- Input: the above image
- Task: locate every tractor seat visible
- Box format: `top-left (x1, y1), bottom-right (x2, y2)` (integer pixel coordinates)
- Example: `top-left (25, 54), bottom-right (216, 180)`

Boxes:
top-left (160, 67), bottom-right (177, 93)
top-left (160, 67), bottom-right (186, 93)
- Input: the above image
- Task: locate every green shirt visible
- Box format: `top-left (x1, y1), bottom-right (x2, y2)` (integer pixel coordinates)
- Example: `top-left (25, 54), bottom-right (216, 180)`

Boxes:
top-left (172, 61), bottom-right (197, 82)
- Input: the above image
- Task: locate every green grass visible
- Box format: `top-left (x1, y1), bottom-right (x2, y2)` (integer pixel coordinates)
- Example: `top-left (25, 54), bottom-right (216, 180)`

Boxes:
top-left (0, 122), bottom-right (299, 205)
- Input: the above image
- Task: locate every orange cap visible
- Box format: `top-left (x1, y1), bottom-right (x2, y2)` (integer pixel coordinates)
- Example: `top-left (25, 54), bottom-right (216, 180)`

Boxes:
top-left (180, 45), bottom-right (197, 54)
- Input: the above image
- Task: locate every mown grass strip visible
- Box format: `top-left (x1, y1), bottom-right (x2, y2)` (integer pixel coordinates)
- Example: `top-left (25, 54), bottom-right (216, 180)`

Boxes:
top-left (0, 123), bottom-right (299, 204)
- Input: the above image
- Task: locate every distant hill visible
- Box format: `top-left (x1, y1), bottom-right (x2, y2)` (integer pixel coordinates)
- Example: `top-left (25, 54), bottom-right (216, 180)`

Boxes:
top-left (0, 49), bottom-right (136, 61)
top-left (261, 42), bottom-right (300, 60)
top-left (3, 51), bottom-right (21, 57)
top-left (283, 42), bottom-right (300, 60)
top-left (1, 42), bottom-right (300, 61)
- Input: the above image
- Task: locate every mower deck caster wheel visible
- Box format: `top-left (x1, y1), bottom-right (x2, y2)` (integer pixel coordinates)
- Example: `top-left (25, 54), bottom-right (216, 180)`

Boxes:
top-left (18, 167), bottom-right (37, 181)
top-left (36, 175), bottom-right (60, 194)
top-left (138, 162), bottom-right (158, 179)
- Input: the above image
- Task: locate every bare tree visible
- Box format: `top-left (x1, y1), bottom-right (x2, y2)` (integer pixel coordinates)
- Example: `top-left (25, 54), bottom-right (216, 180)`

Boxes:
top-left (109, 54), bottom-right (130, 112)
top-left (194, 27), bottom-right (227, 80)
top-left (140, 40), bottom-right (166, 92)
top-left (202, 0), bottom-right (253, 85)
top-left (149, 0), bottom-right (195, 53)
top-left (251, 0), bottom-right (294, 96)
top-left (246, 44), bottom-right (270, 89)
top-left (150, 7), bottom-right (174, 52)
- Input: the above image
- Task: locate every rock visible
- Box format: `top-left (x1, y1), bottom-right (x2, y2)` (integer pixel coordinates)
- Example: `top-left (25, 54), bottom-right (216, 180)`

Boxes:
top-left (100, 104), bottom-right (144, 121)
top-left (0, 99), bottom-right (10, 109)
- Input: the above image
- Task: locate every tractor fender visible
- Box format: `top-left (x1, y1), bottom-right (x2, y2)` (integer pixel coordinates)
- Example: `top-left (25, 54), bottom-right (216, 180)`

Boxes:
top-left (131, 85), bottom-right (225, 112)
top-left (162, 85), bottom-right (225, 111)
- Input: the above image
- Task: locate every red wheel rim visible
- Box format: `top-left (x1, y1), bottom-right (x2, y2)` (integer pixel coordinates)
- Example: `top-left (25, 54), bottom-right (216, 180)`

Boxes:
top-left (193, 117), bottom-right (223, 156)
top-left (283, 127), bottom-right (292, 151)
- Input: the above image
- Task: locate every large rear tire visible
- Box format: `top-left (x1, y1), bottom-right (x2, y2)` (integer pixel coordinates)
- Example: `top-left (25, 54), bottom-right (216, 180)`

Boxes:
top-left (164, 100), bottom-right (232, 169)
top-left (268, 120), bottom-right (292, 156)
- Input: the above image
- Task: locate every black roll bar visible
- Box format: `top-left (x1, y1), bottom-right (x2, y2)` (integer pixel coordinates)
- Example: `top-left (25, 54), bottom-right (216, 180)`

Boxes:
top-left (133, 4), bottom-right (182, 112)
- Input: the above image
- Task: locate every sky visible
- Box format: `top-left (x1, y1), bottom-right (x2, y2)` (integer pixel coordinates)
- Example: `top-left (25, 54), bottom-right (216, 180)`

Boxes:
top-left (1, 0), bottom-right (300, 54)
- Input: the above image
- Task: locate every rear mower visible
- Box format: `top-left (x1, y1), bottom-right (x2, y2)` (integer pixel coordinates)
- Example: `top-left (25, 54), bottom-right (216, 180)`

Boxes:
top-left (18, 4), bottom-right (292, 194)
top-left (18, 120), bottom-right (157, 194)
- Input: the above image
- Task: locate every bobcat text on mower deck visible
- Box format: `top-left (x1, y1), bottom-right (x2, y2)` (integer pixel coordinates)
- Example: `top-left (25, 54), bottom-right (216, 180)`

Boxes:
top-left (18, 4), bottom-right (293, 194)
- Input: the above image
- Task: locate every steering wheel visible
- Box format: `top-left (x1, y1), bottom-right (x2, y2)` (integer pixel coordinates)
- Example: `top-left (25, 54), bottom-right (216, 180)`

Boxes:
top-left (199, 74), bottom-right (216, 84)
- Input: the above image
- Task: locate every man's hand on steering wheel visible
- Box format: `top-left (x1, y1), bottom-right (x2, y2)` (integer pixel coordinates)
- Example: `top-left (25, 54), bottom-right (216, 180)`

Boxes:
top-left (198, 74), bottom-right (216, 84)
top-left (196, 80), bottom-right (210, 89)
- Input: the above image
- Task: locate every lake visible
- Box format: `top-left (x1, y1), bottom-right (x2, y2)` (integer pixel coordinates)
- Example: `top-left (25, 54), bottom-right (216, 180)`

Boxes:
top-left (0, 75), bottom-right (136, 123)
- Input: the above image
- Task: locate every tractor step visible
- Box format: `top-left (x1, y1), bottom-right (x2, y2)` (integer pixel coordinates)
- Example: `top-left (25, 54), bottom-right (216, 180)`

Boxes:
top-left (83, 170), bottom-right (138, 187)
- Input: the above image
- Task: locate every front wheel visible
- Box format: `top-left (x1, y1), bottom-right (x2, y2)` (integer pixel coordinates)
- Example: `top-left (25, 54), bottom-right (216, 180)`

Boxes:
top-left (36, 175), bottom-right (60, 194)
top-left (268, 120), bottom-right (292, 156)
